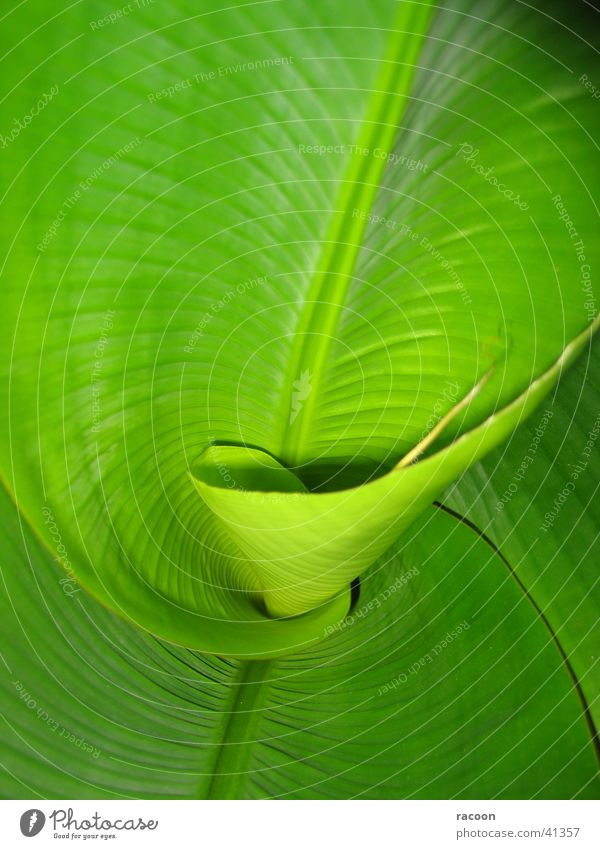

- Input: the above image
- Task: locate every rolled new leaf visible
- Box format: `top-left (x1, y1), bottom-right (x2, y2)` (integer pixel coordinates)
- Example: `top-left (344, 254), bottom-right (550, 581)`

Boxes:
top-left (192, 319), bottom-right (599, 618)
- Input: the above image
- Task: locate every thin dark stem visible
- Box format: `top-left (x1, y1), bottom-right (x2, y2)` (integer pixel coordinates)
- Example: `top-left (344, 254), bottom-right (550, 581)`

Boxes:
top-left (434, 500), bottom-right (600, 762)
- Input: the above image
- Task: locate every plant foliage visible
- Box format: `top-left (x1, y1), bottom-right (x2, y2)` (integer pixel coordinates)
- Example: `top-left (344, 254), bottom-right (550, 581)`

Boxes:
top-left (1, 0), bottom-right (598, 799)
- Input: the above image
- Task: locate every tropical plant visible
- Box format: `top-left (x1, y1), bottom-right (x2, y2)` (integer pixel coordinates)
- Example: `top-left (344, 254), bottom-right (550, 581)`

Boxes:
top-left (1, 0), bottom-right (598, 799)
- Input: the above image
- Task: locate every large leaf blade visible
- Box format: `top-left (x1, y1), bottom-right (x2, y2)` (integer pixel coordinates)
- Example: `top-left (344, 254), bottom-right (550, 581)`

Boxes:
top-left (1, 480), bottom-right (597, 799)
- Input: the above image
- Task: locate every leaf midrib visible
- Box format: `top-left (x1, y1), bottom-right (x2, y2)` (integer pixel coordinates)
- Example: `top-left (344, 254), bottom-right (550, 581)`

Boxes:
top-left (277, 1), bottom-right (435, 466)
top-left (204, 659), bottom-right (272, 799)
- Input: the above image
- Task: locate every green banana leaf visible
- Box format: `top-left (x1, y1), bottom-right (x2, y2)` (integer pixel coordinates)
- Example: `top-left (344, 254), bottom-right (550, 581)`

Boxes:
top-left (444, 334), bottom-right (600, 730)
top-left (1, 471), bottom-right (598, 798)
top-left (0, 0), bottom-right (598, 798)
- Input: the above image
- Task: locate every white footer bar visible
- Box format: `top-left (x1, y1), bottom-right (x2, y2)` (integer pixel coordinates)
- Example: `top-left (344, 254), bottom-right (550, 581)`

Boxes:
top-left (0, 799), bottom-right (597, 849)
